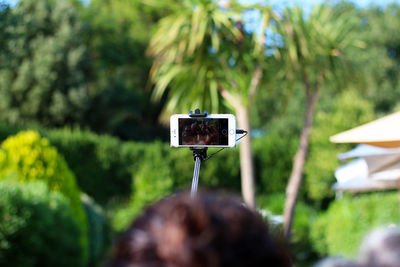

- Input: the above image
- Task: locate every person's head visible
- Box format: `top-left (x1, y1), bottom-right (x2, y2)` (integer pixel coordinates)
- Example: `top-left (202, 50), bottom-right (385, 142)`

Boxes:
top-left (358, 226), bottom-right (400, 267)
top-left (314, 257), bottom-right (361, 267)
top-left (109, 192), bottom-right (291, 267)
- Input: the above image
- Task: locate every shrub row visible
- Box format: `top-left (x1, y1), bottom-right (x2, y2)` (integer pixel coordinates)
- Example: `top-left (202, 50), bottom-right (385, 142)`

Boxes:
top-left (0, 122), bottom-right (295, 207)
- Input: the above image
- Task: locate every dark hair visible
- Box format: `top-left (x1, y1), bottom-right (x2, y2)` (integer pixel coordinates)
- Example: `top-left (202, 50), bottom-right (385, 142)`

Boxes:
top-left (314, 257), bottom-right (361, 267)
top-left (109, 192), bottom-right (291, 267)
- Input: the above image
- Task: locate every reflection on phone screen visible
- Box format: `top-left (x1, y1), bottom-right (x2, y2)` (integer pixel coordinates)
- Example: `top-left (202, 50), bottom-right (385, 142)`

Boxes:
top-left (178, 118), bottom-right (228, 146)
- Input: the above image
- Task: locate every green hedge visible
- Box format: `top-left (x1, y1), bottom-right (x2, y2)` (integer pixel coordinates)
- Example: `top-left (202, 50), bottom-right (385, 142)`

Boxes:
top-left (0, 124), bottom-right (243, 204)
top-left (0, 181), bottom-right (85, 267)
top-left (0, 130), bottom-right (89, 263)
top-left (257, 193), bottom-right (316, 243)
top-left (45, 128), bottom-right (134, 204)
top-left (111, 143), bottom-right (242, 232)
top-left (257, 193), bottom-right (317, 266)
top-left (0, 123), bottom-right (295, 215)
top-left (81, 193), bottom-right (109, 266)
top-left (310, 192), bottom-right (400, 257)
top-left (253, 132), bottom-right (296, 194)
top-left (0, 124), bottom-right (133, 204)
top-left (0, 122), bottom-right (20, 141)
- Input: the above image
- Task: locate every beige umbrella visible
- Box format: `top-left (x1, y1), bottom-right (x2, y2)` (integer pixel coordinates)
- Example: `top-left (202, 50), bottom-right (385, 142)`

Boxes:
top-left (331, 116), bottom-right (400, 204)
top-left (330, 112), bottom-right (400, 148)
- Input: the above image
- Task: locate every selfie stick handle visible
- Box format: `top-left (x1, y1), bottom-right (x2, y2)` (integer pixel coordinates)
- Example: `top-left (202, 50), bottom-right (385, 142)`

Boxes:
top-left (191, 157), bottom-right (201, 197)
top-left (190, 147), bottom-right (208, 197)
top-left (189, 108), bottom-right (208, 197)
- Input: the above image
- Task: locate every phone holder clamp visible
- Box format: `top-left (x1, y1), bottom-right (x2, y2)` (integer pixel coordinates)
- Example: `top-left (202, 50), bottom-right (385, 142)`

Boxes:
top-left (188, 109), bottom-right (208, 197)
top-left (189, 108), bottom-right (208, 118)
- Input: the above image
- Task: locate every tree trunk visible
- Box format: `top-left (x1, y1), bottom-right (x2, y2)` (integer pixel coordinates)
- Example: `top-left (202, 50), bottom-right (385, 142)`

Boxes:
top-left (283, 86), bottom-right (320, 242)
top-left (236, 104), bottom-right (256, 209)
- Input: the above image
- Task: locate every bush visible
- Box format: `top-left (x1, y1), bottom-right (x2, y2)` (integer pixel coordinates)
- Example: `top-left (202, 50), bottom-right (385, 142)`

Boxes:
top-left (112, 141), bottom-right (178, 231)
top-left (0, 122), bottom-right (20, 141)
top-left (111, 142), bottom-right (189, 232)
top-left (45, 128), bottom-right (133, 204)
top-left (253, 133), bottom-right (297, 194)
top-left (0, 130), bottom-right (88, 263)
top-left (0, 181), bottom-right (85, 266)
top-left (111, 142), bottom-right (242, 232)
top-left (81, 193), bottom-right (109, 266)
top-left (310, 192), bottom-right (400, 257)
top-left (195, 147), bottom-right (241, 191)
top-left (0, 125), bottom-right (242, 207)
top-left (0, 125), bottom-right (134, 205)
top-left (257, 193), bottom-right (317, 265)
top-left (257, 193), bottom-right (315, 242)
top-left (131, 142), bottom-right (174, 208)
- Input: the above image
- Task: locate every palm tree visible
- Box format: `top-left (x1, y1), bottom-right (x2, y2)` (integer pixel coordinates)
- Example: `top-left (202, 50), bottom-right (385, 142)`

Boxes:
top-left (147, 0), bottom-right (274, 208)
top-left (274, 4), bottom-right (362, 241)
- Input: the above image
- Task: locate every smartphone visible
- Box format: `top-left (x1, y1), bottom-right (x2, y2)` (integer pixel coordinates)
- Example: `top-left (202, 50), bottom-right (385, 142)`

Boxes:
top-left (170, 114), bottom-right (236, 148)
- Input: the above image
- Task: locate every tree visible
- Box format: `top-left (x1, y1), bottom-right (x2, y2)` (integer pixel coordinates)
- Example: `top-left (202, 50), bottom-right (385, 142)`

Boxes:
top-left (355, 4), bottom-right (400, 113)
top-left (0, 2), bottom-right (10, 53)
top-left (82, 0), bottom-right (181, 140)
top-left (275, 4), bottom-right (363, 241)
top-left (0, 0), bottom-right (90, 126)
top-left (147, 0), bottom-right (274, 208)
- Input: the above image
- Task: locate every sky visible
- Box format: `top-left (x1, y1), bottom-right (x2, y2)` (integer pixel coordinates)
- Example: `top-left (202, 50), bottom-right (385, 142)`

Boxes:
top-left (266, 0), bottom-right (398, 9)
top-left (238, 0), bottom-right (400, 13)
top-left (4, 0), bottom-right (400, 9)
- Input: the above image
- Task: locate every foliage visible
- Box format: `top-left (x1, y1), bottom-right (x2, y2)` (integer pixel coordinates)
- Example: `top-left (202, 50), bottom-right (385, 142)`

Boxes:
top-left (275, 4), bottom-right (362, 91)
top-left (0, 0), bottom-right (90, 126)
top-left (0, 180), bottom-right (85, 267)
top-left (45, 128), bottom-right (134, 204)
top-left (252, 79), bottom-right (305, 135)
top-left (111, 142), bottom-right (242, 232)
top-left (147, 0), bottom-right (274, 117)
top-left (0, 2), bottom-right (10, 58)
top-left (82, 0), bottom-right (177, 140)
top-left (127, 142), bottom-right (175, 224)
top-left (81, 193), bottom-right (109, 266)
top-left (274, 3), bottom-right (365, 238)
top-left (257, 193), bottom-right (317, 264)
top-left (2, 0), bottom-right (400, 264)
top-left (0, 126), bottom-right (241, 207)
top-left (354, 4), bottom-right (400, 114)
top-left (0, 130), bottom-right (88, 262)
top-left (253, 132), bottom-right (297, 194)
top-left (310, 192), bottom-right (400, 257)
top-left (257, 193), bottom-right (315, 243)
top-left (304, 90), bottom-right (375, 205)
top-left (147, 0), bottom-right (276, 209)
top-left (0, 121), bottom-right (20, 141)
top-left (110, 201), bottom-right (137, 233)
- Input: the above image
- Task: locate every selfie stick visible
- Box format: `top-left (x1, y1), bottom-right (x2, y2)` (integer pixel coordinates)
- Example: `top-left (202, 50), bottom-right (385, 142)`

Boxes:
top-left (189, 109), bottom-right (208, 197)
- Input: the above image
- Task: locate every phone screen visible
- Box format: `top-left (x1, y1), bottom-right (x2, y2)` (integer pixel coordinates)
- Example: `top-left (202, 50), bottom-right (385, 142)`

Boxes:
top-left (179, 118), bottom-right (228, 146)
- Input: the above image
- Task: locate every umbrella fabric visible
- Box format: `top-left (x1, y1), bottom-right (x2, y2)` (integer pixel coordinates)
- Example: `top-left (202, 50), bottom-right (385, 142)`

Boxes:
top-left (333, 158), bottom-right (400, 192)
top-left (330, 112), bottom-right (400, 148)
top-left (333, 146), bottom-right (400, 192)
top-left (338, 144), bottom-right (400, 160)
